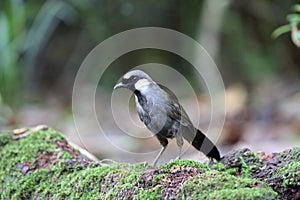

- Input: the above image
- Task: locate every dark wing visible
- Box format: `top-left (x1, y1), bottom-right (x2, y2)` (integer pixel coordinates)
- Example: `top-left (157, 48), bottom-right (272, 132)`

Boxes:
top-left (158, 84), bottom-right (196, 135)
top-left (158, 84), bottom-right (192, 125)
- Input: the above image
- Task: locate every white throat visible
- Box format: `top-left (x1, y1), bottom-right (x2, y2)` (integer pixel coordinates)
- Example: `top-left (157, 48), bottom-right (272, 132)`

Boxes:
top-left (134, 79), bottom-right (151, 90)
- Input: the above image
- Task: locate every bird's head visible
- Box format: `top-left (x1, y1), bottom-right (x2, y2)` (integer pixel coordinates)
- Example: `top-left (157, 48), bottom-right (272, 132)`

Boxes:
top-left (114, 70), bottom-right (153, 91)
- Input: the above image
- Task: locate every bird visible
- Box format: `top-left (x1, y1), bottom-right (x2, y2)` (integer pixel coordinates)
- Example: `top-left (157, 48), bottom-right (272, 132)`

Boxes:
top-left (114, 69), bottom-right (220, 166)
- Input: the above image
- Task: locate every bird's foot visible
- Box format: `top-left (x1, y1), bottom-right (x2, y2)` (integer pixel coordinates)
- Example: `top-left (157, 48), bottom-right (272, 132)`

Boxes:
top-left (168, 156), bottom-right (181, 163)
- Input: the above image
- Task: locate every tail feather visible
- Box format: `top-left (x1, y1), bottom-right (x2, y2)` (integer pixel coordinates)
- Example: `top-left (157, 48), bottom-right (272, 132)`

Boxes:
top-left (190, 129), bottom-right (220, 160)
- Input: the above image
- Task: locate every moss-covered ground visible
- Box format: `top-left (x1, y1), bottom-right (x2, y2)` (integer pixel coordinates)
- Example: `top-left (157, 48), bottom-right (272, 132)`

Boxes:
top-left (0, 126), bottom-right (298, 199)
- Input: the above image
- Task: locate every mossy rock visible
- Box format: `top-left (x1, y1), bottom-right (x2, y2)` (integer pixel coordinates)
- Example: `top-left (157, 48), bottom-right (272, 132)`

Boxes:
top-left (177, 170), bottom-right (277, 200)
top-left (5, 125), bottom-right (300, 199)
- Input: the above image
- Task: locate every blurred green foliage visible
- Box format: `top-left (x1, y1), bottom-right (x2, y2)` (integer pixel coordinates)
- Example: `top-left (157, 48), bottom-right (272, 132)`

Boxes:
top-left (219, 0), bottom-right (299, 87)
top-left (0, 0), bottom-right (299, 111)
top-left (0, 0), bottom-right (24, 107)
top-left (0, 0), bottom-right (75, 107)
top-left (272, 4), bottom-right (300, 47)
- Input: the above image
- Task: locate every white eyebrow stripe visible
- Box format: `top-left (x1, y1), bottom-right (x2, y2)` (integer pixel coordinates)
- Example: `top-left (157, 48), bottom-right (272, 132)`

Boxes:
top-left (123, 71), bottom-right (136, 79)
top-left (134, 79), bottom-right (150, 90)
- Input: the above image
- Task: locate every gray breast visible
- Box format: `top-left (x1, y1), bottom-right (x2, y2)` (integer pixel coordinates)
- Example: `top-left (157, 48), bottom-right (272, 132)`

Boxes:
top-left (134, 85), bottom-right (175, 136)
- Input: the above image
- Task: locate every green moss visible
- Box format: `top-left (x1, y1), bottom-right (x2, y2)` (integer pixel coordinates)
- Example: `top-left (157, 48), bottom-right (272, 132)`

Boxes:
top-left (274, 161), bottom-right (300, 188)
top-left (177, 170), bottom-right (277, 200)
top-left (0, 128), bottom-right (65, 195)
top-left (3, 161), bottom-right (151, 199)
top-left (238, 151), bottom-right (262, 178)
top-left (0, 132), bottom-right (10, 146)
top-left (276, 147), bottom-right (300, 162)
top-left (64, 162), bottom-right (149, 199)
top-left (135, 160), bottom-right (210, 199)
top-left (0, 127), bottom-right (154, 199)
top-left (160, 159), bottom-right (208, 173)
top-left (270, 148), bottom-right (300, 190)
top-left (152, 173), bottom-right (167, 185)
top-left (134, 187), bottom-right (161, 200)
top-left (103, 163), bottom-right (148, 199)
top-left (240, 155), bottom-right (252, 178)
top-left (0, 127), bottom-right (282, 199)
top-left (278, 151), bottom-right (287, 160)
top-left (0, 128), bottom-right (82, 199)
top-left (211, 152), bottom-right (260, 177)
top-left (242, 151), bottom-right (261, 166)
top-left (290, 147), bottom-right (300, 160)
top-left (212, 162), bottom-right (226, 171)
top-left (212, 162), bottom-right (239, 175)
top-left (197, 188), bottom-right (276, 200)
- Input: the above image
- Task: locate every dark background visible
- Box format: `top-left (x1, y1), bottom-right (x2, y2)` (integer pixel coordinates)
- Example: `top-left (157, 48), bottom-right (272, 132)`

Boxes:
top-left (0, 0), bottom-right (299, 163)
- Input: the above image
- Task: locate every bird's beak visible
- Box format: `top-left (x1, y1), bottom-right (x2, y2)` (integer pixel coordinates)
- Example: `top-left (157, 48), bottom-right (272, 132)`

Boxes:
top-left (114, 82), bottom-right (125, 90)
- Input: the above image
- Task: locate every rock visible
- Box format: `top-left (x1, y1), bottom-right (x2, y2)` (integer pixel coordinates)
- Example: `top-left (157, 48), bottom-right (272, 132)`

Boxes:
top-left (0, 125), bottom-right (298, 199)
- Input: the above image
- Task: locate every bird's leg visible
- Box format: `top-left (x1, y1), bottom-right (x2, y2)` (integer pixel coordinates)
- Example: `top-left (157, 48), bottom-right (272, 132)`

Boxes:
top-left (175, 146), bottom-right (182, 160)
top-left (175, 133), bottom-right (183, 160)
top-left (152, 146), bottom-right (167, 166)
top-left (153, 135), bottom-right (168, 166)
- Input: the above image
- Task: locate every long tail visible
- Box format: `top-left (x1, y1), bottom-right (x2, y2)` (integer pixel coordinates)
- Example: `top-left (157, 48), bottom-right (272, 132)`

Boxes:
top-left (190, 129), bottom-right (221, 160)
